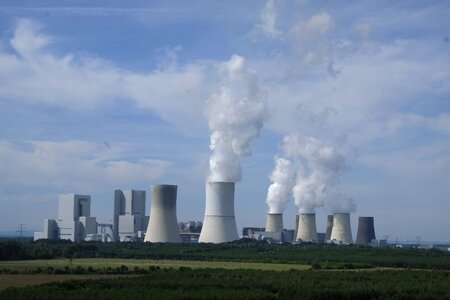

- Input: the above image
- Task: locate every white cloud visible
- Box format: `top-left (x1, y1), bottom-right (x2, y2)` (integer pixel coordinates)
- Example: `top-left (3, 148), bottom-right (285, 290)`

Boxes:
top-left (0, 19), bottom-right (212, 132)
top-left (255, 0), bottom-right (281, 39)
top-left (0, 140), bottom-right (173, 192)
top-left (291, 11), bottom-right (334, 37)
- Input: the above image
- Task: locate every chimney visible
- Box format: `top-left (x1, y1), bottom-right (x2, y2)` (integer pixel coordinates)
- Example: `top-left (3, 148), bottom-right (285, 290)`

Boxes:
top-left (198, 182), bottom-right (239, 243)
top-left (144, 184), bottom-right (181, 243)
top-left (325, 214), bottom-right (333, 241)
top-left (330, 213), bottom-right (353, 244)
top-left (265, 213), bottom-right (283, 232)
top-left (296, 213), bottom-right (318, 242)
top-left (356, 217), bottom-right (376, 245)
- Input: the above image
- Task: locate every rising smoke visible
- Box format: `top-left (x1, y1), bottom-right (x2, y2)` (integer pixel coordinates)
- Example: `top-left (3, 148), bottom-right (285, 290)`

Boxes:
top-left (266, 156), bottom-right (296, 213)
top-left (328, 193), bottom-right (357, 213)
top-left (288, 133), bottom-right (347, 213)
top-left (266, 132), bottom-right (348, 214)
top-left (205, 55), bottom-right (267, 182)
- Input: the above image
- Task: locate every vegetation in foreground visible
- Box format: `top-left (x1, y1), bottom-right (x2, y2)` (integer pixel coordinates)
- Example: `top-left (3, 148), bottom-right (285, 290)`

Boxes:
top-left (1, 268), bottom-right (449, 300)
top-left (0, 258), bottom-right (310, 273)
top-left (1, 239), bottom-right (450, 270)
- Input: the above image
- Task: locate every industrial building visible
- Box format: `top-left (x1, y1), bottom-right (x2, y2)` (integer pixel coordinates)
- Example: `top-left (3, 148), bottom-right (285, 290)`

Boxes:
top-left (179, 221), bottom-right (202, 243)
top-left (113, 189), bottom-right (148, 242)
top-left (34, 194), bottom-right (97, 242)
top-left (242, 226), bottom-right (295, 242)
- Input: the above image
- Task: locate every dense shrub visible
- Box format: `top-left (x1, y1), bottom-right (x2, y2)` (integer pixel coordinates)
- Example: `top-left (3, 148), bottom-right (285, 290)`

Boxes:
top-left (1, 268), bottom-right (449, 300)
top-left (2, 239), bottom-right (450, 270)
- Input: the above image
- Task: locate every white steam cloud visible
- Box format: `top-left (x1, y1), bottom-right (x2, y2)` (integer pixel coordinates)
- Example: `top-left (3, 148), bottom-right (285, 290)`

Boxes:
top-left (328, 194), bottom-right (357, 213)
top-left (267, 133), bottom-right (348, 213)
top-left (205, 55), bottom-right (267, 182)
top-left (266, 156), bottom-right (296, 213)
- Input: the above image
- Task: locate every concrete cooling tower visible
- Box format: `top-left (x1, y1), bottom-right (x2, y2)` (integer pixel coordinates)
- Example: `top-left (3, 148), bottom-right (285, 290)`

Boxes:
top-left (294, 214), bottom-right (299, 241)
top-left (144, 184), bottom-right (181, 243)
top-left (265, 213), bottom-right (283, 232)
top-left (296, 213), bottom-right (318, 242)
top-left (325, 215), bottom-right (334, 241)
top-left (356, 217), bottom-right (376, 245)
top-left (198, 182), bottom-right (239, 243)
top-left (330, 213), bottom-right (353, 244)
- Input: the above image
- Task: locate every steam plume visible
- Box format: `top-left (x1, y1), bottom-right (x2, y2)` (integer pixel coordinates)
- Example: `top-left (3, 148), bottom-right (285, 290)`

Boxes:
top-left (266, 156), bottom-right (296, 213)
top-left (282, 133), bottom-right (347, 213)
top-left (205, 55), bottom-right (267, 182)
top-left (328, 194), bottom-right (357, 213)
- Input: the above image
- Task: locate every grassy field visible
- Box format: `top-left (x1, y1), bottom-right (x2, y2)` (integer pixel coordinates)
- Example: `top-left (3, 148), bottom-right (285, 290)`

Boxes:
top-left (0, 258), bottom-right (309, 289)
top-left (0, 258), bottom-right (310, 272)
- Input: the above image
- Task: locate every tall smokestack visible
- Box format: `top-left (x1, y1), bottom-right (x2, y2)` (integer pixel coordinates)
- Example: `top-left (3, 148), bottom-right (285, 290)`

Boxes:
top-left (198, 182), bottom-right (239, 243)
top-left (356, 216), bottom-right (376, 245)
top-left (330, 213), bottom-right (353, 244)
top-left (144, 184), bottom-right (181, 243)
top-left (296, 213), bottom-right (318, 242)
top-left (326, 215), bottom-right (333, 241)
top-left (265, 213), bottom-right (283, 232)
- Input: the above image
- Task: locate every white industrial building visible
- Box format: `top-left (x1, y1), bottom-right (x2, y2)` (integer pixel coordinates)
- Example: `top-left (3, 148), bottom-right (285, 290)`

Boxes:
top-left (114, 189), bottom-right (149, 242)
top-left (34, 194), bottom-right (97, 242)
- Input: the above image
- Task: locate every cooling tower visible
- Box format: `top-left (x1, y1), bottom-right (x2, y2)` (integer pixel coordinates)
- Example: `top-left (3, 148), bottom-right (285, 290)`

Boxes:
top-left (356, 217), bottom-right (376, 245)
top-left (198, 182), bottom-right (239, 243)
top-left (325, 215), bottom-right (333, 241)
top-left (293, 214), bottom-right (299, 241)
top-left (330, 213), bottom-right (353, 244)
top-left (265, 213), bottom-right (283, 232)
top-left (144, 184), bottom-right (181, 243)
top-left (296, 213), bottom-right (318, 242)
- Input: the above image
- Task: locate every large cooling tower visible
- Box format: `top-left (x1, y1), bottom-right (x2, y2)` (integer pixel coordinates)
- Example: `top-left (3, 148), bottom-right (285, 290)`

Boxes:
top-left (356, 217), bottom-right (376, 245)
top-left (265, 213), bottom-right (283, 232)
top-left (330, 213), bottom-right (353, 244)
top-left (198, 182), bottom-right (239, 243)
top-left (296, 213), bottom-right (318, 242)
top-left (144, 184), bottom-right (181, 243)
top-left (294, 214), bottom-right (299, 241)
top-left (325, 215), bottom-right (334, 241)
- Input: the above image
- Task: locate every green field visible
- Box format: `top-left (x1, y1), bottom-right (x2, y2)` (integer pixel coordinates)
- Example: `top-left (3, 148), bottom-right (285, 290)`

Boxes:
top-left (0, 258), bottom-right (310, 289)
top-left (0, 258), bottom-right (310, 272)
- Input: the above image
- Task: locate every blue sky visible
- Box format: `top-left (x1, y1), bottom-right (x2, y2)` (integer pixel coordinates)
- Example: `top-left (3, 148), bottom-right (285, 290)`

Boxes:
top-left (0, 0), bottom-right (449, 242)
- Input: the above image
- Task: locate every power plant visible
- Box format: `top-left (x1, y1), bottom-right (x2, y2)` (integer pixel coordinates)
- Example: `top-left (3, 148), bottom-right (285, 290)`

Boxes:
top-left (198, 182), bottom-right (239, 243)
top-left (356, 216), bottom-right (376, 245)
top-left (296, 213), bottom-right (318, 242)
top-left (144, 184), bottom-right (181, 243)
top-left (265, 213), bottom-right (283, 232)
top-left (330, 213), bottom-right (353, 244)
top-left (32, 185), bottom-right (379, 247)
